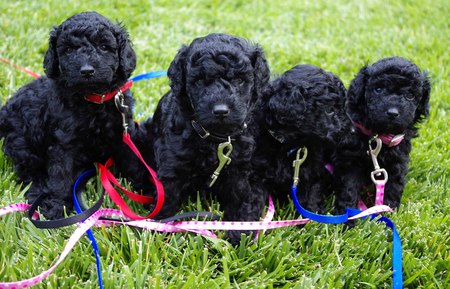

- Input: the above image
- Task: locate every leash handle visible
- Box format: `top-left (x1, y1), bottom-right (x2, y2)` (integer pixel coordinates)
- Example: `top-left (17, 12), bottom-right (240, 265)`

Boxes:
top-left (27, 183), bottom-right (104, 229)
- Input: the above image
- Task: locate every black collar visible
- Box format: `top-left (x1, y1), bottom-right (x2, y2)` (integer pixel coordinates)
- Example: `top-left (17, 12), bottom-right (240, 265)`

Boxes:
top-left (267, 128), bottom-right (286, 144)
top-left (191, 120), bottom-right (246, 143)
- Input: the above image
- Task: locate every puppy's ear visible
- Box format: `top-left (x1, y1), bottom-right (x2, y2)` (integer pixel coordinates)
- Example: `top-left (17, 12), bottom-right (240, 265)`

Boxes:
top-left (43, 27), bottom-right (60, 79)
top-left (115, 24), bottom-right (136, 80)
top-left (268, 83), bottom-right (306, 126)
top-left (168, 45), bottom-right (189, 98)
top-left (261, 83), bottom-right (277, 127)
top-left (250, 45), bottom-right (270, 104)
top-left (347, 65), bottom-right (369, 121)
top-left (414, 71), bottom-right (431, 122)
top-left (335, 77), bottom-right (347, 100)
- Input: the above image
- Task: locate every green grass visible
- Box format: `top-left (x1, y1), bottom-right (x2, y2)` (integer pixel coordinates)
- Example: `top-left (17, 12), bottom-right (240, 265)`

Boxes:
top-left (0, 0), bottom-right (449, 288)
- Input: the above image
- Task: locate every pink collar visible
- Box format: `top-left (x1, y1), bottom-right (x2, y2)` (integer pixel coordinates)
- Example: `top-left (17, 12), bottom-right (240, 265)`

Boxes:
top-left (353, 122), bottom-right (405, 147)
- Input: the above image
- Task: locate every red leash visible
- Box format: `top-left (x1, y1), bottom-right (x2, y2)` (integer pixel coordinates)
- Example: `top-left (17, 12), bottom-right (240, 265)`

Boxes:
top-left (98, 134), bottom-right (165, 220)
top-left (92, 83), bottom-right (165, 220)
top-left (0, 55), bottom-right (41, 79)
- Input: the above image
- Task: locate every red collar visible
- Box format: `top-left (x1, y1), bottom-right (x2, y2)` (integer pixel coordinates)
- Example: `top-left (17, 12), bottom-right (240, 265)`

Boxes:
top-left (353, 122), bottom-right (405, 147)
top-left (84, 81), bottom-right (133, 104)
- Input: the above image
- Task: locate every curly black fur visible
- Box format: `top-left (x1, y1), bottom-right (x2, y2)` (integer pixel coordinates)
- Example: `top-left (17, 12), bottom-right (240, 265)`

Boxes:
top-left (134, 33), bottom-right (270, 244)
top-left (0, 12), bottom-right (137, 219)
top-left (249, 64), bottom-right (351, 214)
top-left (333, 56), bottom-right (431, 213)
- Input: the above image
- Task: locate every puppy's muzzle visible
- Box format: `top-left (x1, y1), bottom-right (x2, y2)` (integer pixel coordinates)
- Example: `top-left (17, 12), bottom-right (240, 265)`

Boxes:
top-left (213, 104), bottom-right (230, 117)
top-left (387, 107), bottom-right (399, 119)
top-left (80, 64), bottom-right (95, 78)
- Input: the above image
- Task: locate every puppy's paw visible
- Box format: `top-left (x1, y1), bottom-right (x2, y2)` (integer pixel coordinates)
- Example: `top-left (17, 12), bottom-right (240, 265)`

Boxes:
top-left (41, 198), bottom-right (70, 220)
top-left (225, 230), bottom-right (256, 246)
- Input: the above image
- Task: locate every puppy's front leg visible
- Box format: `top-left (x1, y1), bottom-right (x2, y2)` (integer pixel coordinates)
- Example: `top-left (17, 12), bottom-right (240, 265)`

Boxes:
top-left (218, 178), bottom-right (267, 245)
top-left (333, 170), bottom-right (365, 215)
top-left (40, 145), bottom-right (76, 219)
top-left (298, 183), bottom-right (327, 214)
top-left (152, 177), bottom-right (191, 219)
top-left (382, 160), bottom-right (408, 210)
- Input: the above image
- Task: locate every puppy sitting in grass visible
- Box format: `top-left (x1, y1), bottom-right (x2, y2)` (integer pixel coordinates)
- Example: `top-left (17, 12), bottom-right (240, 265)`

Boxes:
top-left (132, 33), bottom-right (270, 245)
top-left (0, 12), bottom-right (137, 219)
top-left (250, 64), bottom-right (351, 216)
top-left (332, 57), bottom-right (431, 213)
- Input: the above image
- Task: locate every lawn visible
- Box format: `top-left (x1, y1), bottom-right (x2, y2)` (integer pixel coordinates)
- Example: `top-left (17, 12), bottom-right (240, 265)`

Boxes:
top-left (0, 0), bottom-right (449, 288)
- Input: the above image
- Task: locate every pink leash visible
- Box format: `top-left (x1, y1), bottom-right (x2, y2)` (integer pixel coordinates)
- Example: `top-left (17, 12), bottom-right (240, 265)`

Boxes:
top-left (326, 135), bottom-right (389, 208)
top-left (352, 121), bottom-right (405, 207)
top-left (0, 200), bottom-right (392, 288)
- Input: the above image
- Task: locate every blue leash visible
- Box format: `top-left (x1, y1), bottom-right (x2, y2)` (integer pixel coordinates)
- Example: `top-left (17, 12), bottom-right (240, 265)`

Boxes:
top-left (291, 186), bottom-right (350, 224)
top-left (73, 168), bottom-right (104, 289)
top-left (130, 70), bottom-right (167, 82)
top-left (290, 185), bottom-right (403, 288)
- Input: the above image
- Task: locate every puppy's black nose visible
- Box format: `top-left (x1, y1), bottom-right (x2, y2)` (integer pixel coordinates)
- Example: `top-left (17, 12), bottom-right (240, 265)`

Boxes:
top-left (213, 104), bottom-right (230, 116)
top-left (387, 108), bottom-right (399, 118)
top-left (80, 65), bottom-right (95, 77)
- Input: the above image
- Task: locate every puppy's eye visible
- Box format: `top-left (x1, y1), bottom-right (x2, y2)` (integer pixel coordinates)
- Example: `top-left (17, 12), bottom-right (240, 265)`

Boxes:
top-left (65, 47), bottom-right (74, 53)
top-left (99, 44), bottom-right (109, 51)
top-left (237, 79), bottom-right (246, 87)
top-left (325, 108), bottom-right (335, 116)
top-left (405, 94), bottom-right (415, 100)
top-left (374, 87), bottom-right (384, 94)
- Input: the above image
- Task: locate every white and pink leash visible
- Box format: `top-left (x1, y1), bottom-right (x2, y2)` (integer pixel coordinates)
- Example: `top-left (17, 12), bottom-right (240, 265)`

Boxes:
top-left (0, 198), bottom-right (392, 289)
top-left (368, 136), bottom-right (388, 206)
top-left (326, 135), bottom-right (388, 209)
top-left (355, 122), bottom-right (406, 207)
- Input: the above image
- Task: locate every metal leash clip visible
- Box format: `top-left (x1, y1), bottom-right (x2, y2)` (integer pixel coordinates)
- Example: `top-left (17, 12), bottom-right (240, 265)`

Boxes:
top-left (114, 91), bottom-right (129, 135)
top-left (292, 147), bottom-right (308, 187)
top-left (368, 136), bottom-right (388, 184)
top-left (209, 137), bottom-right (233, 187)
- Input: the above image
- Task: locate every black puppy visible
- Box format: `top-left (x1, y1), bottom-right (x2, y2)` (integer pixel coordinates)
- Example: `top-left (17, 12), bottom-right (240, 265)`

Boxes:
top-left (333, 57), bottom-right (430, 213)
top-left (137, 33), bottom-right (270, 244)
top-left (250, 64), bottom-right (350, 215)
top-left (0, 12), bottom-right (137, 219)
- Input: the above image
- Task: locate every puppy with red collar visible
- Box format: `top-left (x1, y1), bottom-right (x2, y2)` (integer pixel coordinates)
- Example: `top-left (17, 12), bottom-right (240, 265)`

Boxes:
top-left (0, 12), bottom-right (137, 219)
